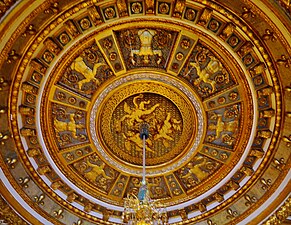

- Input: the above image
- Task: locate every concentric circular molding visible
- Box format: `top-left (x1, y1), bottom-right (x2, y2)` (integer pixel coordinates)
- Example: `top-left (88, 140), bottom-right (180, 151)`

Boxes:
top-left (0, 0), bottom-right (290, 225)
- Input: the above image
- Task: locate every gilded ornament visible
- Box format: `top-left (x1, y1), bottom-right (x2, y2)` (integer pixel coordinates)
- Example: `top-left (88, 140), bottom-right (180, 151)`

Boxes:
top-left (175, 52), bottom-right (184, 61)
top-left (83, 159), bottom-right (113, 184)
top-left (75, 149), bottom-right (83, 156)
top-left (228, 91), bottom-right (238, 101)
top-left (29, 137), bottom-right (38, 145)
top-left (158, 2), bottom-right (170, 14)
top-left (188, 49), bottom-right (228, 94)
top-left (250, 62), bottom-right (266, 76)
top-left (250, 149), bottom-right (264, 158)
top-left (25, 94), bottom-right (36, 104)
top-left (198, 8), bottom-right (212, 26)
top-left (257, 130), bottom-right (272, 139)
top-left (197, 202), bottom-right (207, 212)
top-left (109, 52), bottom-right (117, 61)
top-left (0, 132), bottom-right (9, 145)
top-left (273, 158), bottom-right (285, 170)
top-left (56, 91), bottom-right (66, 101)
top-left (260, 178), bottom-right (272, 190)
top-left (19, 105), bottom-right (35, 116)
top-left (241, 6), bottom-right (256, 19)
top-left (184, 7), bottom-right (196, 21)
top-left (213, 192), bottom-right (224, 202)
top-left (34, 194), bottom-right (45, 205)
top-left (58, 32), bottom-right (71, 45)
top-left (6, 157), bottom-right (17, 169)
top-left (70, 56), bottom-right (106, 91)
top-left (114, 93), bottom-right (182, 156)
top-left (244, 194), bottom-right (257, 206)
top-left (131, 2), bottom-right (143, 14)
top-left (73, 219), bottom-right (83, 225)
top-left (173, 0), bottom-right (185, 18)
top-left (7, 49), bottom-right (20, 63)
top-left (285, 84), bottom-right (291, 93)
top-left (145, 0), bottom-right (154, 14)
top-left (84, 202), bottom-right (94, 213)
top-left (104, 7), bottom-right (116, 19)
top-left (208, 19), bottom-right (220, 32)
top-left (253, 75), bottom-right (263, 86)
top-left (42, 51), bottom-right (54, 63)
top-left (227, 35), bottom-right (240, 48)
top-left (181, 156), bottom-right (219, 184)
top-left (31, 71), bottom-right (42, 83)
top-left (207, 219), bottom-right (217, 225)
top-left (179, 209), bottom-right (187, 219)
top-left (208, 113), bottom-right (238, 139)
top-left (103, 38), bottom-right (113, 49)
top-left (241, 166), bottom-right (254, 176)
top-left (30, 58), bottom-right (47, 74)
top-left (67, 192), bottom-right (78, 203)
top-left (68, 96), bottom-right (77, 105)
top-left (262, 29), bottom-right (277, 42)
top-left (102, 209), bottom-right (113, 221)
top-left (226, 208), bottom-right (238, 219)
top-left (18, 177), bottom-right (30, 188)
top-left (276, 55), bottom-right (291, 68)
top-left (53, 208), bottom-right (64, 219)
top-left (79, 18), bottom-right (91, 30)
top-left (21, 82), bottom-right (38, 95)
top-left (217, 97), bottom-right (226, 104)
top-left (228, 180), bottom-right (240, 190)
top-left (64, 20), bottom-right (80, 38)
top-left (51, 180), bottom-right (64, 190)
top-left (117, 0), bottom-right (128, 17)
top-left (44, 37), bottom-right (61, 55)
top-left (44, 1), bottom-right (59, 14)
top-left (65, 153), bottom-right (74, 161)
top-left (20, 128), bottom-right (36, 137)
top-left (22, 24), bottom-right (36, 37)
top-left (242, 53), bottom-right (254, 66)
top-left (180, 38), bottom-right (190, 49)
top-left (88, 6), bottom-right (103, 26)
top-left (262, 197), bottom-right (291, 225)
top-left (130, 29), bottom-right (162, 65)
top-left (237, 41), bottom-right (253, 57)
top-left (27, 148), bottom-right (41, 157)
top-left (0, 106), bottom-right (6, 114)
top-left (37, 165), bottom-right (52, 175)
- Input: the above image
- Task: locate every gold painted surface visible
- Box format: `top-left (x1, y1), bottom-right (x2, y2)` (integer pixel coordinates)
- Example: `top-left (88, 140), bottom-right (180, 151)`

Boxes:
top-left (0, 0), bottom-right (290, 224)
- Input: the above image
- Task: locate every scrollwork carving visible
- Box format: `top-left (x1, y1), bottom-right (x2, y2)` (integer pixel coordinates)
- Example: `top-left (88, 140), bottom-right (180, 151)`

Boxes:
top-left (262, 197), bottom-right (291, 225)
top-left (0, 196), bottom-right (27, 224)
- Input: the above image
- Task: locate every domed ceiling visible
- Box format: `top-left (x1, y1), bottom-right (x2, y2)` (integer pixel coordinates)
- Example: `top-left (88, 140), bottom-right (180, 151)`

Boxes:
top-left (0, 0), bottom-right (290, 224)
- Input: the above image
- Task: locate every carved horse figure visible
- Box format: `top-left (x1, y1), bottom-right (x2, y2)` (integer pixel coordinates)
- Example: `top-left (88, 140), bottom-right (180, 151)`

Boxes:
top-left (182, 156), bottom-right (216, 182)
top-left (53, 114), bottom-right (84, 139)
top-left (71, 56), bottom-right (106, 90)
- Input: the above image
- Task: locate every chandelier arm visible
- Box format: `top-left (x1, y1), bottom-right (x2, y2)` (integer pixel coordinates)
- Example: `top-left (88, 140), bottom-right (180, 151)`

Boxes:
top-left (142, 134), bottom-right (146, 185)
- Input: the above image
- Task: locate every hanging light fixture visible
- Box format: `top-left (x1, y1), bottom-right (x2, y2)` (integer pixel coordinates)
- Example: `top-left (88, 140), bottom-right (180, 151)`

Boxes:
top-left (122, 124), bottom-right (168, 225)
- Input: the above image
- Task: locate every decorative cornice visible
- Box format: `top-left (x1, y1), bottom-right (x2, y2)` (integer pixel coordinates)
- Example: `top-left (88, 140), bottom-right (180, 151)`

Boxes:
top-left (0, 0), bottom-right (19, 20)
top-left (262, 197), bottom-right (291, 225)
top-left (0, 195), bottom-right (28, 225)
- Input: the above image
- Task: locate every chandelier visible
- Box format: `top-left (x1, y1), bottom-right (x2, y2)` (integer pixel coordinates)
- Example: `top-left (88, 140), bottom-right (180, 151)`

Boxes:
top-left (122, 124), bottom-right (168, 225)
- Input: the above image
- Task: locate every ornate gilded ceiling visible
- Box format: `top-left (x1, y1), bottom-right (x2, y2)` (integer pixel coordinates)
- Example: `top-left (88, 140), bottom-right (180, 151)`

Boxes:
top-left (0, 0), bottom-right (290, 224)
